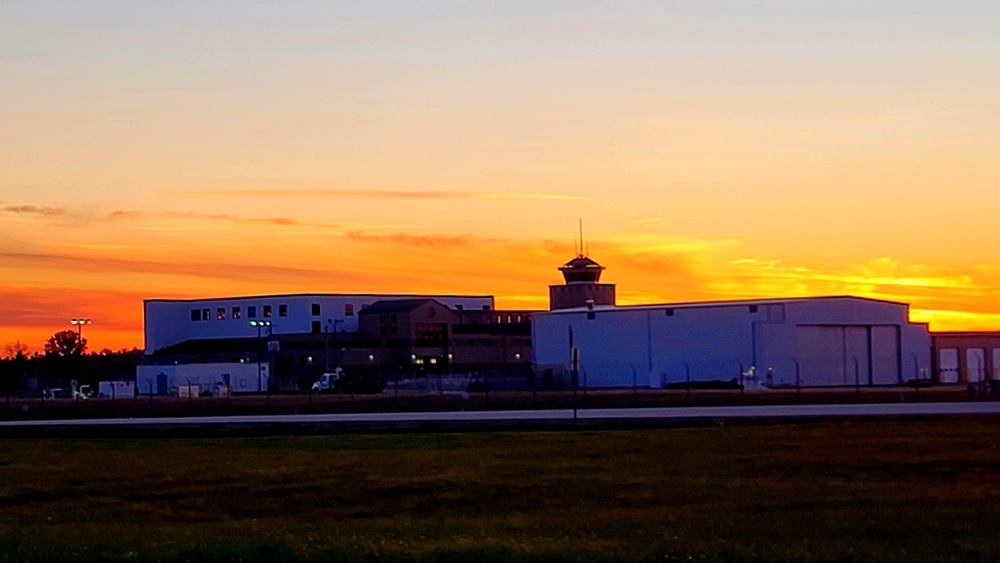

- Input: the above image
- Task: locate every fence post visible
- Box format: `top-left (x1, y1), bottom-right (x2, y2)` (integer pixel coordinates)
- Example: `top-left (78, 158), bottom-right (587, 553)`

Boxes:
top-left (685, 363), bottom-right (692, 405)
top-left (794, 359), bottom-right (801, 398)
top-left (532, 375), bottom-right (537, 408)
top-left (439, 373), bottom-right (444, 409)
top-left (630, 363), bottom-right (638, 407)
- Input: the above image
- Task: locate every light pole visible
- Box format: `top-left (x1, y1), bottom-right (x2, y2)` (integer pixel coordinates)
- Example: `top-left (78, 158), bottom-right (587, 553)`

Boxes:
top-left (331, 319), bottom-right (344, 368)
top-left (70, 318), bottom-right (91, 342)
top-left (68, 319), bottom-right (91, 392)
top-left (250, 320), bottom-right (271, 393)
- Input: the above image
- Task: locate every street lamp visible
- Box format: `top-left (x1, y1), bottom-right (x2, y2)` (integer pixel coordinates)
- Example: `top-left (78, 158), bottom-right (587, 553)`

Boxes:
top-left (70, 318), bottom-right (91, 339)
top-left (328, 319), bottom-right (344, 368)
top-left (250, 320), bottom-right (272, 393)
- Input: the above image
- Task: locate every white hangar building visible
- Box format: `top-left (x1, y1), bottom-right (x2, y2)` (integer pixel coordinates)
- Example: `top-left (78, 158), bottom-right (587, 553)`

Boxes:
top-left (533, 296), bottom-right (932, 388)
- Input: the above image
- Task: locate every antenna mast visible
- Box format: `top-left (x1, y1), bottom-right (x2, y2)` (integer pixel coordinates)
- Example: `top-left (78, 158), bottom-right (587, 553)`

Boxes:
top-left (579, 218), bottom-right (585, 257)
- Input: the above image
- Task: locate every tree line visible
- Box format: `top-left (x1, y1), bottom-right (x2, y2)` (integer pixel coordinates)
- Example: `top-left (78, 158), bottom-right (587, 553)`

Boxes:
top-left (0, 331), bottom-right (142, 395)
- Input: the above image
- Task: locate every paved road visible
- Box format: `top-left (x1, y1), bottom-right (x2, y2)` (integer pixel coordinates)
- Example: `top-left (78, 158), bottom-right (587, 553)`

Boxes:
top-left (2, 401), bottom-right (999, 429)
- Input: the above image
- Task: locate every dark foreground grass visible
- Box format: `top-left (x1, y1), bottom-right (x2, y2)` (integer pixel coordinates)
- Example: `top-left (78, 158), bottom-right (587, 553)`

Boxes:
top-left (2, 419), bottom-right (1000, 561)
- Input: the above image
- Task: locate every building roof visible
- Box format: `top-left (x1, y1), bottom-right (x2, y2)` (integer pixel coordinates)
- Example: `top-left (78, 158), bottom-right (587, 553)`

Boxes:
top-left (559, 256), bottom-right (605, 271)
top-left (151, 337), bottom-right (263, 356)
top-left (144, 293), bottom-right (493, 304)
top-left (542, 295), bottom-right (910, 315)
top-left (358, 299), bottom-right (438, 314)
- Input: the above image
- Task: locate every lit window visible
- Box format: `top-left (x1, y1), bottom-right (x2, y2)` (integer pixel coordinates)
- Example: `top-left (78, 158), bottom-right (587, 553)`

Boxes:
top-left (278, 304), bottom-right (288, 317)
top-left (217, 308), bottom-right (226, 320)
top-left (311, 303), bottom-right (321, 316)
top-left (202, 308), bottom-right (210, 321)
top-left (263, 305), bottom-right (272, 318)
top-left (232, 307), bottom-right (241, 319)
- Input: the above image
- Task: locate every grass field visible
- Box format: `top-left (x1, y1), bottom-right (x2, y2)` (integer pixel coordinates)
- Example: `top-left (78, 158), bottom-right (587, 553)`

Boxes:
top-left (2, 419), bottom-right (1000, 562)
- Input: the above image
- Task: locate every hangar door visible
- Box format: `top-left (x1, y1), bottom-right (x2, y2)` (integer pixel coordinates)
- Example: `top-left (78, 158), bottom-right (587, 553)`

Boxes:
top-left (795, 325), bottom-right (899, 386)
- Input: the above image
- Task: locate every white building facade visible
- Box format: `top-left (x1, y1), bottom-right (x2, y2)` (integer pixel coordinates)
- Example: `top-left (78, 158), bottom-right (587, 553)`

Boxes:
top-left (136, 362), bottom-right (265, 395)
top-left (532, 296), bottom-right (932, 388)
top-left (144, 293), bottom-right (495, 354)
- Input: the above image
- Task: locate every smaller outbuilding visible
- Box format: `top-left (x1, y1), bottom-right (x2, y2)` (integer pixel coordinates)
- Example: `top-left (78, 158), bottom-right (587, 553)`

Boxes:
top-left (931, 332), bottom-right (1000, 384)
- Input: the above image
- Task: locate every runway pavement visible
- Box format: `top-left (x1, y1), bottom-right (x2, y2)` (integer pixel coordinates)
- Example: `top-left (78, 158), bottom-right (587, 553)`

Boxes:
top-left (2, 401), bottom-right (1000, 433)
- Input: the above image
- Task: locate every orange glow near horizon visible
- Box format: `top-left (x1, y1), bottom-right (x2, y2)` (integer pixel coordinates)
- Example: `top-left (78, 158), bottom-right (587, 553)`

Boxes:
top-left (3, 4), bottom-right (1000, 353)
top-left (3, 207), bottom-right (1000, 353)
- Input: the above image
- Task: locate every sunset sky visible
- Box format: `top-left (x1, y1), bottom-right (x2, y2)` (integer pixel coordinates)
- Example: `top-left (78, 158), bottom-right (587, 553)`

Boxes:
top-left (2, 1), bottom-right (1000, 353)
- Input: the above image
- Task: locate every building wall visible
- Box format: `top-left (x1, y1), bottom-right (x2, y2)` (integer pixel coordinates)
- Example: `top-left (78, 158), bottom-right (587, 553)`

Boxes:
top-left (549, 283), bottom-right (616, 310)
top-left (532, 297), bottom-right (932, 388)
top-left (136, 362), bottom-right (266, 395)
top-left (931, 332), bottom-right (1000, 384)
top-left (144, 294), bottom-right (494, 354)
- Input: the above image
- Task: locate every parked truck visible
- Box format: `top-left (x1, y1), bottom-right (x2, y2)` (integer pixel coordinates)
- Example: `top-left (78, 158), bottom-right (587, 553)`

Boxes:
top-left (311, 368), bottom-right (385, 394)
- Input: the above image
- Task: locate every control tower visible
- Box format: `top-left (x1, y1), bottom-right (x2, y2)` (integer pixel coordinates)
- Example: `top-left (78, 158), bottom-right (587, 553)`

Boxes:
top-left (548, 228), bottom-right (616, 310)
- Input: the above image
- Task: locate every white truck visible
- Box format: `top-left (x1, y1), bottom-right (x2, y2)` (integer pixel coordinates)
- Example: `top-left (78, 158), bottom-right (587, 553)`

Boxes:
top-left (311, 367), bottom-right (385, 394)
top-left (311, 368), bottom-right (345, 394)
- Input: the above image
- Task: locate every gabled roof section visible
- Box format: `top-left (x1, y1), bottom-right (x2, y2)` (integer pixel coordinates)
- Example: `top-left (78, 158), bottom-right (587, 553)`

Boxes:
top-left (358, 299), bottom-right (438, 314)
top-left (144, 293), bottom-right (492, 304)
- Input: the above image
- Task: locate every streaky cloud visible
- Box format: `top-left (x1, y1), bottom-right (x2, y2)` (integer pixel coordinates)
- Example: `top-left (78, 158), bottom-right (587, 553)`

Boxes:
top-left (3, 205), bottom-right (67, 216)
top-left (165, 189), bottom-right (589, 201)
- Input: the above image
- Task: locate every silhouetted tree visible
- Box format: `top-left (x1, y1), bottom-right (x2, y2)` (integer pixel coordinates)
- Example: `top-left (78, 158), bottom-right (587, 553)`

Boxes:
top-left (83, 347), bottom-right (143, 384)
top-left (39, 330), bottom-right (88, 387)
top-left (0, 342), bottom-right (32, 394)
top-left (3, 340), bottom-right (29, 360)
top-left (44, 330), bottom-right (86, 358)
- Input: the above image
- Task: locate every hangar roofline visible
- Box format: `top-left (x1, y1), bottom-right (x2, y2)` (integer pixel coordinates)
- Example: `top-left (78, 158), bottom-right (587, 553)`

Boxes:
top-left (542, 295), bottom-right (910, 314)
top-left (145, 293), bottom-right (495, 304)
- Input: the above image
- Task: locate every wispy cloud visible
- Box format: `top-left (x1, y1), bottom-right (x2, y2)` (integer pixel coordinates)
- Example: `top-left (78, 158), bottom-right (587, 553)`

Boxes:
top-left (0, 250), bottom-right (368, 285)
top-left (165, 189), bottom-right (589, 201)
top-left (4, 205), bottom-right (67, 217)
top-left (107, 209), bottom-right (308, 227)
top-left (345, 231), bottom-right (479, 248)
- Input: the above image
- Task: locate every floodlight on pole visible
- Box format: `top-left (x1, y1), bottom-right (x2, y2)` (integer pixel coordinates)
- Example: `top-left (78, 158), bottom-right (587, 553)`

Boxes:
top-left (70, 318), bottom-right (92, 337)
top-left (250, 320), bottom-right (272, 393)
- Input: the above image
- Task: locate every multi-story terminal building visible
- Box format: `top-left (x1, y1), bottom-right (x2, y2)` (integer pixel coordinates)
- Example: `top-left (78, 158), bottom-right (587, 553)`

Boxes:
top-left (140, 293), bottom-right (535, 394)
